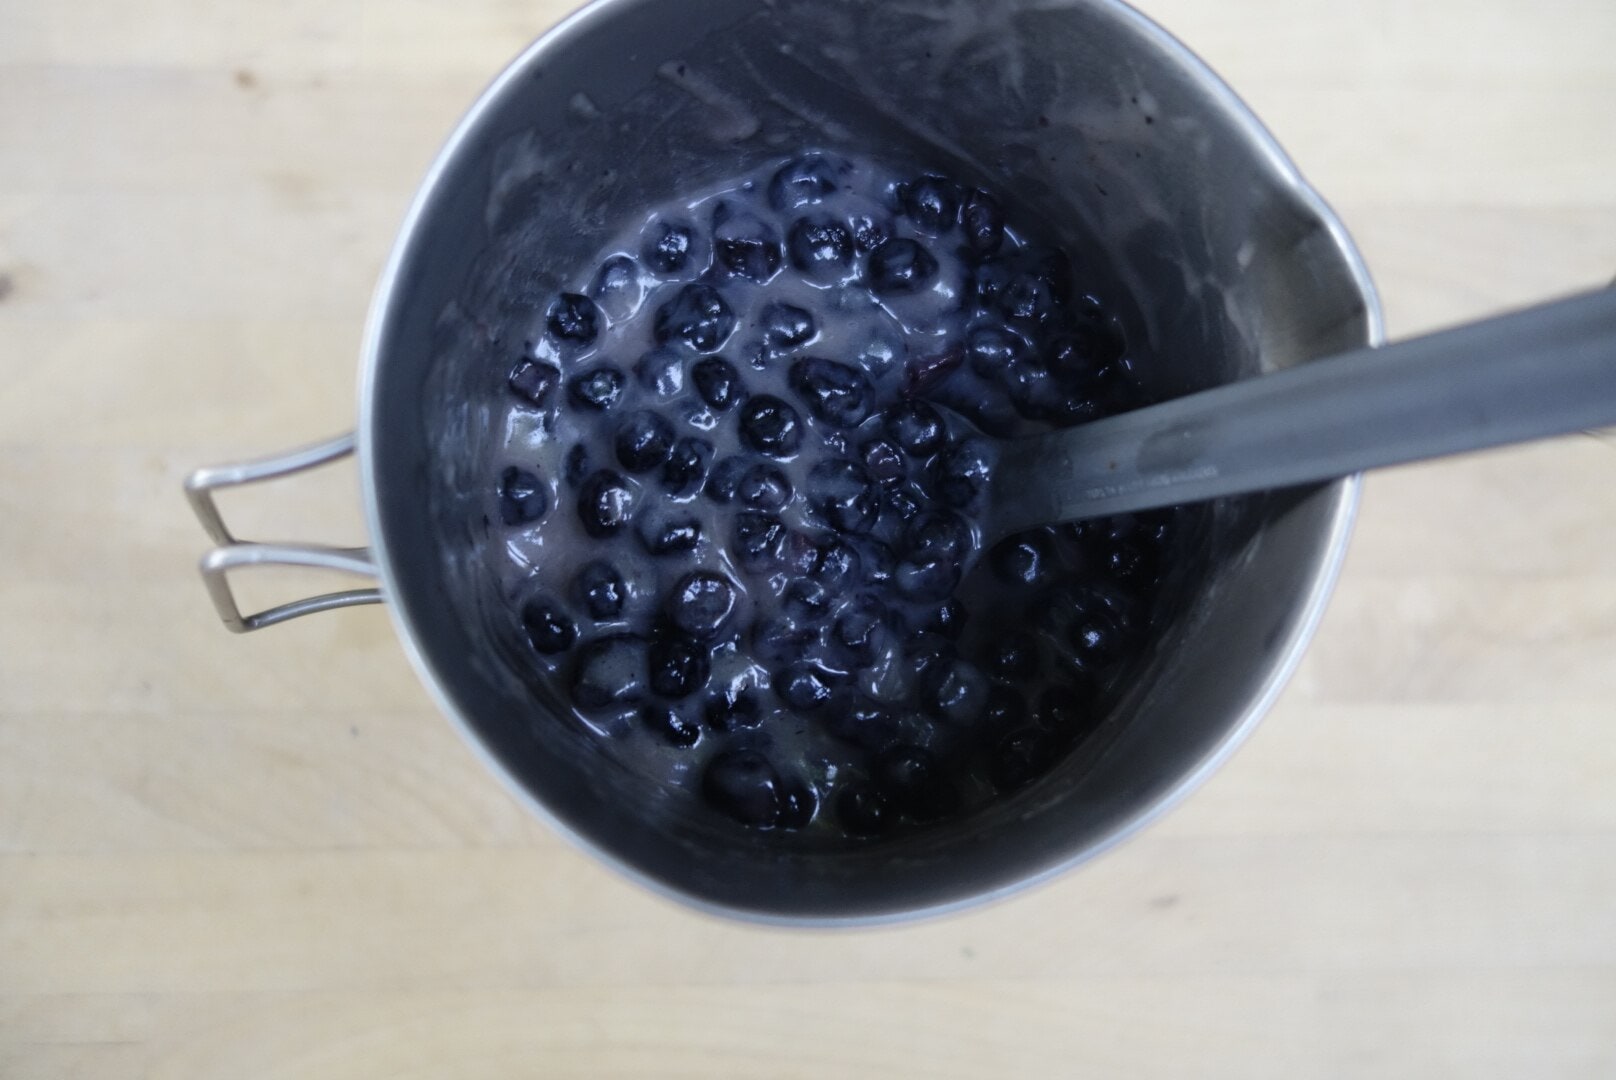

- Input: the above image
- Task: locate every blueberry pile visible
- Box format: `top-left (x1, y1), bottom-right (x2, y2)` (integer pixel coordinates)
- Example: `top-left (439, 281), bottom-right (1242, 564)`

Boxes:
top-left (489, 153), bottom-right (1176, 838)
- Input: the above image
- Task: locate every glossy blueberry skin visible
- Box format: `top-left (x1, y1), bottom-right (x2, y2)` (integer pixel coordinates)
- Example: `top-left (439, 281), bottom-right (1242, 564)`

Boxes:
top-left (521, 597), bottom-right (577, 655)
top-left (574, 560), bottom-right (627, 620)
top-left (768, 154), bottom-right (843, 210)
top-left (508, 359), bottom-right (561, 406)
top-left (876, 744), bottom-right (958, 822)
top-left (731, 511), bottom-right (788, 570)
top-left (545, 292), bottom-right (601, 348)
top-left (808, 458), bottom-right (880, 536)
top-left (568, 365), bottom-right (626, 411)
top-left (775, 664), bottom-right (834, 710)
top-left (866, 238), bottom-right (939, 295)
top-left (898, 175), bottom-right (963, 234)
top-left (737, 463), bottom-right (793, 510)
top-left (667, 570), bottom-right (738, 639)
top-left (633, 346), bottom-right (684, 398)
top-left (703, 749), bottom-right (784, 827)
top-left (690, 356), bottom-right (743, 411)
top-left (636, 511), bottom-right (702, 556)
top-left (761, 302), bottom-right (816, 349)
top-left (649, 635), bottom-right (710, 699)
top-left (789, 358), bottom-right (874, 429)
top-left (991, 530), bottom-right (1056, 587)
top-left (498, 466), bottom-right (548, 526)
top-left (883, 401), bottom-right (947, 457)
top-left (644, 220), bottom-right (696, 274)
top-left (961, 188), bottom-right (1005, 254)
top-left (575, 470), bottom-right (635, 538)
top-left (713, 207), bottom-right (783, 283)
top-left (614, 409), bottom-right (676, 473)
top-left (653, 283), bottom-right (736, 352)
top-left (738, 395), bottom-right (803, 457)
top-left (641, 704), bottom-right (700, 748)
top-left (787, 216), bottom-right (854, 278)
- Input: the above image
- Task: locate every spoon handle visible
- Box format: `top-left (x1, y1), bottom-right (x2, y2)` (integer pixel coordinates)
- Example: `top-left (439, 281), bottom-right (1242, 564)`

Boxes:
top-left (991, 286), bottom-right (1616, 533)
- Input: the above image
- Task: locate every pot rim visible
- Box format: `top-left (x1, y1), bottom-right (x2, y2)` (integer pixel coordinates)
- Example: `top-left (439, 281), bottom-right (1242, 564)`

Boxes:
top-left (355, 0), bottom-right (1384, 927)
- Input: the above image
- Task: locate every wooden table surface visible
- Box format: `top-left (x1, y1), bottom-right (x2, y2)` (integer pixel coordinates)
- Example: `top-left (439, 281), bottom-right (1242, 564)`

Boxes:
top-left (3, 0), bottom-right (1614, 1075)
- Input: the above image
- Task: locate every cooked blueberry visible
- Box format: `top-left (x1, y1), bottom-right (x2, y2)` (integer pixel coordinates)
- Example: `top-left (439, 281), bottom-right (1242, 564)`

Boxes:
top-left (867, 238), bottom-right (939, 295)
top-left (691, 357), bottom-right (743, 410)
top-left (832, 598), bottom-right (888, 665)
top-left (667, 570), bottom-right (737, 639)
top-left (1039, 683), bottom-right (1100, 744)
top-left (521, 596), bottom-right (577, 654)
top-left (982, 684), bottom-right (1030, 732)
top-left (923, 599), bottom-right (966, 640)
top-left (862, 541), bottom-right (897, 586)
top-left (786, 215), bottom-right (854, 278)
top-left (898, 175), bottom-right (962, 234)
top-left (733, 512), bottom-right (788, 570)
top-left (636, 510), bottom-right (701, 555)
top-left (570, 634), bottom-right (648, 710)
top-left (810, 540), bottom-right (861, 592)
top-left (883, 486), bottom-right (922, 524)
top-left (780, 529), bottom-right (821, 577)
top-left (653, 283), bottom-right (736, 352)
top-left (965, 324), bottom-right (1025, 375)
top-left (904, 510), bottom-right (972, 562)
top-left (789, 358), bottom-right (873, 428)
top-left (931, 438), bottom-right (994, 507)
top-left (574, 559), bottom-right (627, 620)
top-left (807, 458), bottom-right (879, 535)
top-left (644, 220), bottom-right (697, 274)
top-left (783, 579), bottom-right (830, 621)
top-left (705, 687), bottom-right (761, 731)
top-left (508, 359), bottom-right (561, 406)
top-left (738, 463), bottom-right (793, 510)
top-left (576, 469), bottom-right (635, 538)
top-left (877, 744), bottom-right (957, 822)
top-left (649, 635), bottom-right (709, 699)
top-left (883, 401), bottom-right (947, 457)
top-left (921, 657), bottom-right (988, 724)
top-left (991, 530), bottom-right (1055, 587)
top-left (776, 664), bottom-right (834, 710)
top-left (633, 346), bottom-right (684, 397)
top-left (703, 749), bottom-right (782, 827)
top-left (776, 776), bottom-right (818, 829)
top-left (641, 704), bottom-right (700, 747)
top-left (661, 436), bottom-right (713, 496)
top-left (836, 781), bottom-right (888, 836)
top-left (848, 213), bottom-right (891, 252)
top-left (703, 455), bottom-right (750, 503)
top-left (545, 292), bottom-right (601, 348)
top-left (1000, 271), bottom-right (1058, 328)
top-left (859, 437), bottom-right (906, 484)
top-left (965, 258), bottom-right (1013, 309)
top-left (1041, 585), bottom-right (1134, 674)
top-left (768, 154), bottom-right (842, 210)
top-left (894, 557), bottom-right (960, 601)
top-left (498, 466), bottom-right (548, 525)
top-left (563, 443), bottom-right (590, 486)
top-left (588, 255), bottom-right (643, 321)
top-left (612, 409), bottom-right (674, 473)
top-left (753, 614), bottom-right (815, 665)
top-left (713, 206), bottom-right (782, 282)
top-left (568, 365), bottom-right (626, 411)
top-left (991, 727), bottom-right (1057, 792)
top-left (986, 631), bottom-right (1041, 681)
top-left (738, 395), bottom-right (803, 457)
top-left (900, 346), bottom-right (964, 398)
top-left (961, 188), bottom-right (1005, 254)
top-left (761, 302), bottom-right (816, 349)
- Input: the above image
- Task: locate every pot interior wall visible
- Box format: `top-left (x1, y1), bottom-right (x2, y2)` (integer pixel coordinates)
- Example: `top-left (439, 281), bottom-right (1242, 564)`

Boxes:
top-left (365, 0), bottom-right (1374, 919)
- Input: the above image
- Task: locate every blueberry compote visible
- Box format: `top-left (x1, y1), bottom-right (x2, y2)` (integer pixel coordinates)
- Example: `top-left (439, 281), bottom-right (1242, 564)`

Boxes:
top-left (489, 153), bottom-right (1178, 839)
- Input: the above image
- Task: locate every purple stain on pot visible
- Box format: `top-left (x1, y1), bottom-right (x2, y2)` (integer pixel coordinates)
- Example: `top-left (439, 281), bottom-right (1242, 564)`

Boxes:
top-left (485, 152), bottom-right (1184, 837)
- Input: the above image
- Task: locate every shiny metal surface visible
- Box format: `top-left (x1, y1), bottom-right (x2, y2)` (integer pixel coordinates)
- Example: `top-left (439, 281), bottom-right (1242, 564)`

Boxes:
top-left (185, 433), bottom-right (382, 632)
top-left (205, 0), bottom-right (1383, 920)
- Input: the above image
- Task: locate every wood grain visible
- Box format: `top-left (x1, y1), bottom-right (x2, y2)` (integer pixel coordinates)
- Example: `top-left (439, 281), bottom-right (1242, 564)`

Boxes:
top-left (2, 0), bottom-right (1614, 1076)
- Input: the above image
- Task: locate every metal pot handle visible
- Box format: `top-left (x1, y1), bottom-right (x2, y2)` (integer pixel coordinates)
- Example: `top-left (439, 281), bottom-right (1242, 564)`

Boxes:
top-left (184, 433), bottom-right (384, 633)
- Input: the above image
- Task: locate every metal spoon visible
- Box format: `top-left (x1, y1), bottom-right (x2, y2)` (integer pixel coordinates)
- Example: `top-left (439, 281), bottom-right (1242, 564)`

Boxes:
top-left (988, 285), bottom-right (1616, 539)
